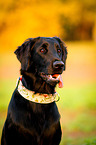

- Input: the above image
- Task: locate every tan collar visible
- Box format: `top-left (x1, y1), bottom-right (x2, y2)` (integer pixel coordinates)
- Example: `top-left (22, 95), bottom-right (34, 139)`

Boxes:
top-left (17, 77), bottom-right (60, 104)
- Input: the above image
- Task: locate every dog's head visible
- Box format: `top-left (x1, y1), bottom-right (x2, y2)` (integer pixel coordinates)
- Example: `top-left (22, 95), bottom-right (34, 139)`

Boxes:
top-left (14, 37), bottom-right (67, 91)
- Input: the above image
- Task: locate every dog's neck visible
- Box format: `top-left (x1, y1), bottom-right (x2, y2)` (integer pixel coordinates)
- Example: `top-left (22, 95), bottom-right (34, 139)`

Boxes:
top-left (21, 72), bottom-right (55, 94)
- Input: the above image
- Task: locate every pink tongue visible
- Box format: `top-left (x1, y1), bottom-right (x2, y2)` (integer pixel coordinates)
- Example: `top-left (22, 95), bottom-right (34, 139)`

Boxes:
top-left (58, 75), bottom-right (63, 88)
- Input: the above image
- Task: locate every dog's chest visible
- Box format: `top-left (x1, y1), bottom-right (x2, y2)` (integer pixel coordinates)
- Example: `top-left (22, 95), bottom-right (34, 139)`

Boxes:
top-left (23, 106), bottom-right (60, 135)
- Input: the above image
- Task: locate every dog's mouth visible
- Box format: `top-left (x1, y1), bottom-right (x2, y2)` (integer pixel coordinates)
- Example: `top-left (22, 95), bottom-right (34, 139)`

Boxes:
top-left (40, 73), bottom-right (63, 88)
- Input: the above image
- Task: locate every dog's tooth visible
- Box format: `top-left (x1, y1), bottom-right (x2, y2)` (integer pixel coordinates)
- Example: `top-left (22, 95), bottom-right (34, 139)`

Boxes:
top-left (57, 75), bottom-right (60, 79)
top-left (50, 75), bottom-right (52, 79)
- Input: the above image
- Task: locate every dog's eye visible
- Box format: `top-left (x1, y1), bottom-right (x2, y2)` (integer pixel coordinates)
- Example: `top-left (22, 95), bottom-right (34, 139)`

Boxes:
top-left (57, 49), bottom-right (61, 54)
top-left (40, 48), bottom-right (47, 54)
top-left (56, 44), bottom-right (61, 55)
top-left (40, 43), bottom-right (48, 54)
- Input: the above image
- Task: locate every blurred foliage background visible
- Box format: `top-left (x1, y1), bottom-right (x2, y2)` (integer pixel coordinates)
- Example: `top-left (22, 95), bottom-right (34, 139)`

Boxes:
top-left (0, 0), bottom-right (96, 144)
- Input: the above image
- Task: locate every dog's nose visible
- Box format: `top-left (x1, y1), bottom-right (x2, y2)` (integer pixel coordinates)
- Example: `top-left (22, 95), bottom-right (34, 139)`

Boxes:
top-left (53, 61), bottom-right (64, 69)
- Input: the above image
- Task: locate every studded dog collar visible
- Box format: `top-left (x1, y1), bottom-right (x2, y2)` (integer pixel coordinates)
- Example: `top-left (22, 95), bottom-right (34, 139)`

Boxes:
top-left (16, 77), bottom-right (60, 104)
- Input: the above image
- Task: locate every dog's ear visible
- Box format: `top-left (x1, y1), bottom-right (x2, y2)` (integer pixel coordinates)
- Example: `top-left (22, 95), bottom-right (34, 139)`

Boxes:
top-left (53, 37), bottom-right (68, 70)
top-left (14, 37), bottom-right (40, 70)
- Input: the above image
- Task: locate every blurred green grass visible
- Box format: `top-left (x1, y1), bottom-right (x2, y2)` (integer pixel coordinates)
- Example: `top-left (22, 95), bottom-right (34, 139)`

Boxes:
top-left (0, 80), bottom-right (16, 110)
top-left (0, 41), bottom-right (96, 144)
top-left (57, 82), bottom-right (96, 110)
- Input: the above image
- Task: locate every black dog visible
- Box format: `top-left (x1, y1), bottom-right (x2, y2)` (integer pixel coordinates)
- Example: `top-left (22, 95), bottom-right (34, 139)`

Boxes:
top-left (1, 37), bottom-right (67, 145)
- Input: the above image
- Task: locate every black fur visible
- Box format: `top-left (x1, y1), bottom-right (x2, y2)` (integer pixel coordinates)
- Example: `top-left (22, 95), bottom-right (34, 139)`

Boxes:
top-left (1, 37), bottom-right (67, 145)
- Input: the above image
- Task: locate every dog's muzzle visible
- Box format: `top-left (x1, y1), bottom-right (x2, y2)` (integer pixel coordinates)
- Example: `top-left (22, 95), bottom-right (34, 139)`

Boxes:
top-left (40, 73), bottom-right (63, 88)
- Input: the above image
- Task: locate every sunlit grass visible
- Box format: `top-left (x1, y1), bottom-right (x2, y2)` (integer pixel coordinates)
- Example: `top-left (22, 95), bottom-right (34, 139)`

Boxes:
top-left (57, 82), bottom-right (96, 109)
top-left (61, 137), bottom-right (96, 145)
top-left (0, 79), bottom-right (16, 110)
